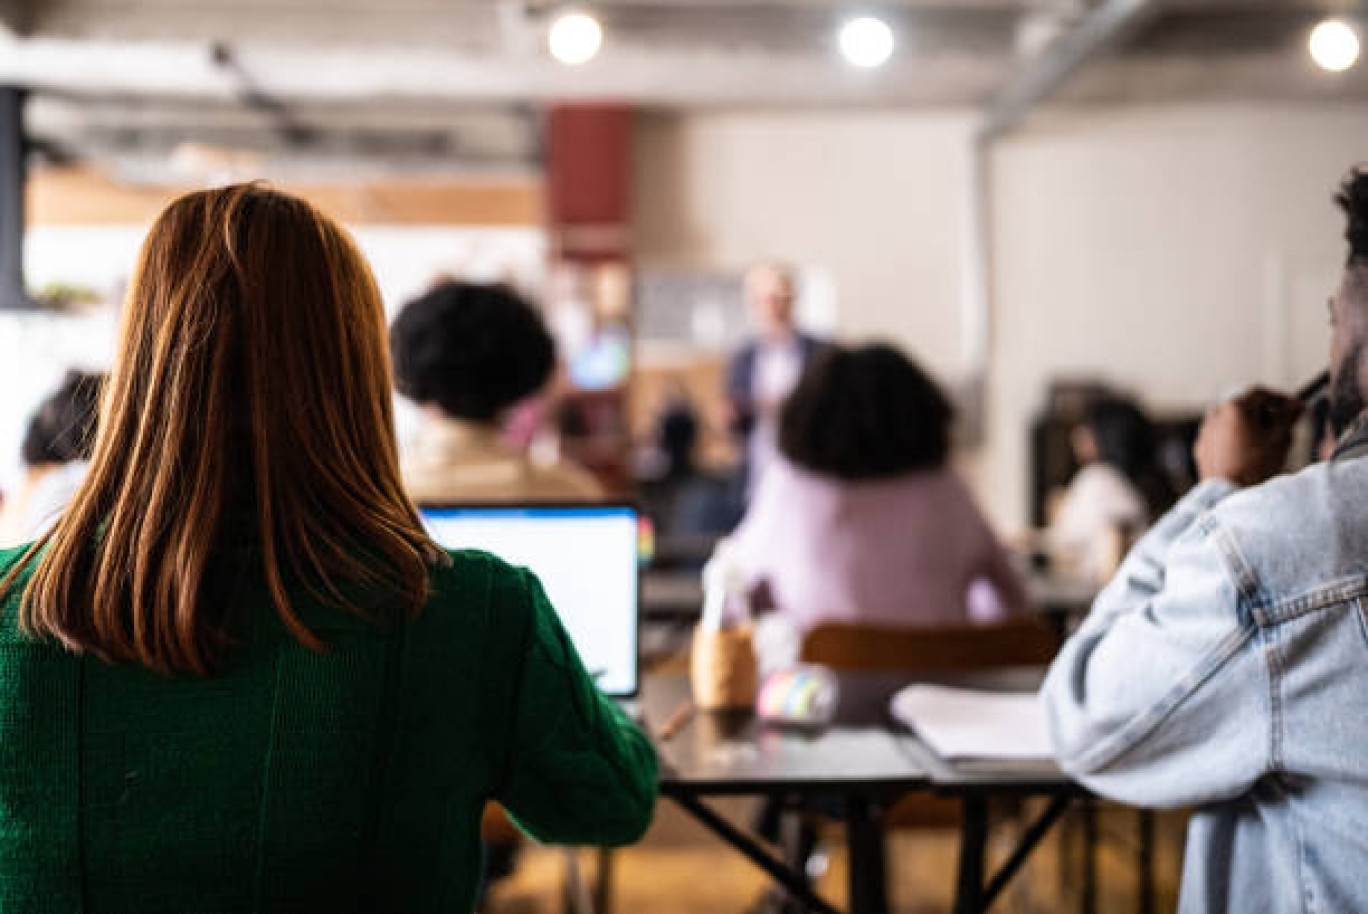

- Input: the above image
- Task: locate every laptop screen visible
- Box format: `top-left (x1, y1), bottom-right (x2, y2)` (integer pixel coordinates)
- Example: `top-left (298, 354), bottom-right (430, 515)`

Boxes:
top-left (419, 504), bottom-right (640, 698)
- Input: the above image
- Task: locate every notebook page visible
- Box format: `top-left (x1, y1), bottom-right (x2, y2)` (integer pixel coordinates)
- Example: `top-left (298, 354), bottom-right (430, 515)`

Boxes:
top-left (890, 684), bottom-right (1054, 761)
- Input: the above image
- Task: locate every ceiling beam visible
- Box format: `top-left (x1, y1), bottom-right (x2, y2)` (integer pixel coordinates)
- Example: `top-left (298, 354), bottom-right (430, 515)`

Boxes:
top-left (581, 0), bottom-right (1027, 7)
top-left (2, 13), bottom-right (1364, 109)
top-left (0, 38), bottom-right (1008, 107)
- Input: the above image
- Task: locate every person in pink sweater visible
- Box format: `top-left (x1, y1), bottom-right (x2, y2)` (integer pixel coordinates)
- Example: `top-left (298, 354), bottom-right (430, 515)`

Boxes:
top-left (730, 342), bottom-right (1025, 665)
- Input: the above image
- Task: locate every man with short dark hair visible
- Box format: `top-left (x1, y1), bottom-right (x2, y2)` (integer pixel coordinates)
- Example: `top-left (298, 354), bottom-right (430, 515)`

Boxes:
top-left (1042, 168), bottom-right (1368, 913)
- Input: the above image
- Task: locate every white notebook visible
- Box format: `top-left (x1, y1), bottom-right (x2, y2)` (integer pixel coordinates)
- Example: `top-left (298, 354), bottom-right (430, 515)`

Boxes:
top-left (890, 684), bottom-right (1054, 762)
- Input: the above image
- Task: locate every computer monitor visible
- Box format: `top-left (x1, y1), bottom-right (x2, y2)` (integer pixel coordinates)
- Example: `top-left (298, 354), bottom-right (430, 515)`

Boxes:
top-left (418, 503), bottom-right (641, 698)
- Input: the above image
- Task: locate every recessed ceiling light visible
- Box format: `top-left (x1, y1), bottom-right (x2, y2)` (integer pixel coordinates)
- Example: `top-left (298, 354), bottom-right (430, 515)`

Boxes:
top-left (1309, 19), bottom-right (1360, 73)
top-left (840, 17), bottom-right (895, 69)
top-left (549, 12), bottom-right (603, 67)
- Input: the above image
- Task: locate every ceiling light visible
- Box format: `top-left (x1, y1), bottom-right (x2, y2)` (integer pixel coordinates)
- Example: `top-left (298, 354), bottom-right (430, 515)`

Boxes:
top-left (840, 17), bottom-right (895, 69)
top-left (1309, 19), bottom-right (1360, 73)
top-left (548, 12), bottom-right (603, 66)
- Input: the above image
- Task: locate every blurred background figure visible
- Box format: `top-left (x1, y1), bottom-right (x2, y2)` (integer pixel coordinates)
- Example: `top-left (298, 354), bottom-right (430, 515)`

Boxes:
top-left (390, 281), bottom-right (601, 504)
top-left (636, 378), bottom-right (700, 488)
top-left (636, 379), bottom-right (743, 543)
top-left (653, 381), bottom-right (701, 483)
top-left (727, 342), bottom-right (1026, 670)
top-left (0, 370), bottom-right (103, 548)
top-left (1048, 395), bottom-right (1175, 580)
top-left (726, 263), bottom-right (828, 495)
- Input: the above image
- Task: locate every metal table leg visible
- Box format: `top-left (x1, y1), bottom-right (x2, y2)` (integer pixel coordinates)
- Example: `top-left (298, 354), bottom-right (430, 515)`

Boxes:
top-left (1081, 797), bottom-right (1098, 914)
top-left (954, 797), bottom-right (989, 914)
top-left (1137, 809), bottom-right (1155, 914)
top-left (594, 847), bottom-right (614, 914)
top-left (666, 792), bottom-right (843, 914)
top-left (983, 794), bottom-right (1072, 908)
top-left (779, 806), bottom-right (819, 913)
top-left (562, 848), bottom-right (593, 914)
top-left (954, 793), bottom-right (1074, 914)
top-left (844, 796), bottom-right (889, 914)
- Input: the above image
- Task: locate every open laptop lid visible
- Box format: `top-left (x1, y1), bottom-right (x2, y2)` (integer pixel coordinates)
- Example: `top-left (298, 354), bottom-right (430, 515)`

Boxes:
top-left (417, 502), bottom-right (642, 698)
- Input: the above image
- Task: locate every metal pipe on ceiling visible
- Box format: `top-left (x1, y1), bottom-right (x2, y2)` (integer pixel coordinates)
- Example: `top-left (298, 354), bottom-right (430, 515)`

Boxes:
top-left (957, 0), bottom-right (1160, 437)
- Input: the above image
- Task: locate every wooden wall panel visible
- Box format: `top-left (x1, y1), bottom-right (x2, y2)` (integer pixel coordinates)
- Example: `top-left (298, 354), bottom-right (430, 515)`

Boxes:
top-left (28, 167), bottom-right (543, 227)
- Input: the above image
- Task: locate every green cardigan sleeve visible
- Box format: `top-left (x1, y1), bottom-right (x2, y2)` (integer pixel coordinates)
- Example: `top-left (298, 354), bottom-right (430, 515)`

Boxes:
top-left (494, 568), bottom-right (658, 846)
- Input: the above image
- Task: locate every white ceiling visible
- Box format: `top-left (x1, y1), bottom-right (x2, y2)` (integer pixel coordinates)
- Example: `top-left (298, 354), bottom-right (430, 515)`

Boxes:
top-left (2, 0), bottom-right (1365, 175)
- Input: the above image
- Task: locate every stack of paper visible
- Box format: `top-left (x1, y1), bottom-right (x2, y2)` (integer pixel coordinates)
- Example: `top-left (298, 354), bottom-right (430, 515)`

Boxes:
top-left (890, 684), bottom-right (1054, 762)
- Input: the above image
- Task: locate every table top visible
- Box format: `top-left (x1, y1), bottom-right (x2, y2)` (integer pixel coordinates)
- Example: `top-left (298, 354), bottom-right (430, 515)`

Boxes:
top-left (642, 670), bottom-right (1075, 798)
top-left (644, 675), bottom-right (929, 796)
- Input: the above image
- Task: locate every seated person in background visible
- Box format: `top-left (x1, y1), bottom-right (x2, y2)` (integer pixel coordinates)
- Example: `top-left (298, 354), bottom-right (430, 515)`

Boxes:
top-left (728, 342), bottom-right (1026, 668)
top-left (1041, 168), bottom-right (1368, 914)
top-left (0, 185), bottom-right (655, 912)
top-left (390, 280), bottom-right (601, 503)
top-left (0, 370), bottom-right (103, 548)
top-left (636, 382), bottom-right (743, 542)
top-left (1050, 396), bottom-right (1174, 580)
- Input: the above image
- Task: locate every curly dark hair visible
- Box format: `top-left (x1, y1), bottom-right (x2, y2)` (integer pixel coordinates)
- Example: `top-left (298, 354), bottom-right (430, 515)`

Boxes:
top-left (390, 281), bottom-right (556, 421)
top-left (1337, 166), bottom-right (1368, 268)
top-left (778, 342), bottom-right (953, 480)
top-left (21, 370), bottom-right (104, 466)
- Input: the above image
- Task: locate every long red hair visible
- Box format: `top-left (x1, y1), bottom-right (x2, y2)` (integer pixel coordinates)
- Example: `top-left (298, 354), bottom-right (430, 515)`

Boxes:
top-left (3, 183), bottom-right (440, 675)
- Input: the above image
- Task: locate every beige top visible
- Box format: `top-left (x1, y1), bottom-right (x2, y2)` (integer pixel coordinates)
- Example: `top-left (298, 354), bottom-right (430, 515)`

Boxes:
top-left (401, 416), bottom-right (602, 505)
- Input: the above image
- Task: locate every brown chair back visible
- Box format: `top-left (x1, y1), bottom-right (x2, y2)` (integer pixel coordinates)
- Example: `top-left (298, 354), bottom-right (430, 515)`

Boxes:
top-left (801, 618), bottom-right (1058, 672)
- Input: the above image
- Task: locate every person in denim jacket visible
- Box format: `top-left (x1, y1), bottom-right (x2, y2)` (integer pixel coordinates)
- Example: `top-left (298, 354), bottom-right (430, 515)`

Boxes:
top-left (1041, 168), bottom-right (1368, 914)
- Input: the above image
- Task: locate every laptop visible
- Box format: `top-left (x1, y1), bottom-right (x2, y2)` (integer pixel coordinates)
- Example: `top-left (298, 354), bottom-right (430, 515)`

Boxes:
top-left (418, 503), bottom-right (642, 700)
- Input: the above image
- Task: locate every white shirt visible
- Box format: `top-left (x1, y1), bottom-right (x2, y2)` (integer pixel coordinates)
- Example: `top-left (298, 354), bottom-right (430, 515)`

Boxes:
top-left (751, 338), bottom-right (805, 413)
top-left (747, 338), bottom-right (806, 493)
top-left (1050, 463), bottom-right (1150, 580)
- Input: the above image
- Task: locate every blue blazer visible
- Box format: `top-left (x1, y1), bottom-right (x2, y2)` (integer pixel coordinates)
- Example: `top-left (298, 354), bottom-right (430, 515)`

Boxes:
top-left (726, 333), bottom-right (827, 436)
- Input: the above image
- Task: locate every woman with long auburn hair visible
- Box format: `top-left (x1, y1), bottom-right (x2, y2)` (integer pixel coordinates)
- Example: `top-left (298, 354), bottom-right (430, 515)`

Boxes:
top-left (0, 184), bottom-right (656, 912)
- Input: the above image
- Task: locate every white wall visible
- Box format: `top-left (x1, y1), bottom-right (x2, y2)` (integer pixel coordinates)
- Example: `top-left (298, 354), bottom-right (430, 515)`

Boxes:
top-left (24, 224), bottom-right (547, 316)
top-left (986, 104), bottom-right (1367, 528)
top-left (634, 103), bottom-right (1368, 529)
top-left (634, 108), bottom-right (976, 381)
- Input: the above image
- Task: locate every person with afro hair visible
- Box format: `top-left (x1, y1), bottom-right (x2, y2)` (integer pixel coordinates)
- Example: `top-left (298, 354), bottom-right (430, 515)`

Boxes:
top-left (726, 342), bottom-right (1026, 666)
top-left (391, 280), bottom-right (600, 504)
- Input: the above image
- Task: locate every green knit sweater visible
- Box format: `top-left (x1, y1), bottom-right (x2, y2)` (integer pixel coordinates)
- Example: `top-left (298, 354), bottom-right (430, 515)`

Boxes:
top-left (0, 545), bottom-right (658, 913)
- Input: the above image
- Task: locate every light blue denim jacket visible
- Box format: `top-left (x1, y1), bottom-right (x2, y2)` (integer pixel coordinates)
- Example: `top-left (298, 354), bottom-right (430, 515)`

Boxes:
top-left (1041, 437), bottom-right (1368, 914)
